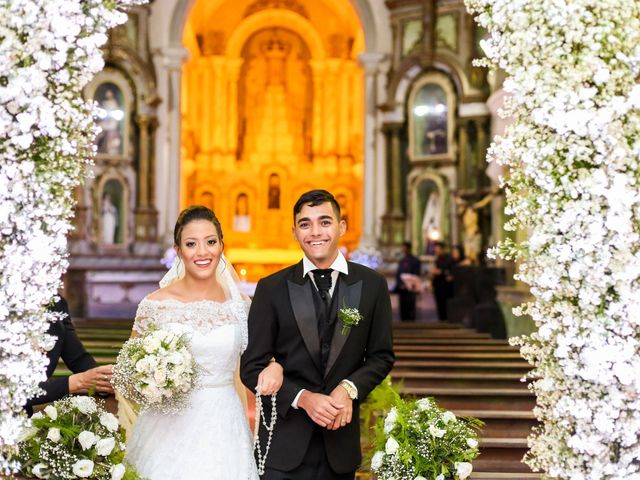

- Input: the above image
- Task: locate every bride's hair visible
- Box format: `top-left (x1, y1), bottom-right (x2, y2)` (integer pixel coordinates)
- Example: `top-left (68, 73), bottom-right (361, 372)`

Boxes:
top-left (174, 205), bottom-right (224, 246)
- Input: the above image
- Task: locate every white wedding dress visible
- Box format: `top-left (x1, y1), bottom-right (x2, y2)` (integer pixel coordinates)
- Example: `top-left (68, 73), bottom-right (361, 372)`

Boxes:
top-left (124, 294), bottom-right (259, 480)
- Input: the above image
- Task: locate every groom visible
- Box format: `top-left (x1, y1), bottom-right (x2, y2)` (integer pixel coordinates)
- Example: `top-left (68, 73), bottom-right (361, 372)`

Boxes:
top-left (241, 189), bottom-right (394, 479)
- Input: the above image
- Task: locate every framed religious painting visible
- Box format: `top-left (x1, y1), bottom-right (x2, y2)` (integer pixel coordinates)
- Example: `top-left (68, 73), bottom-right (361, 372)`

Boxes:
top-left (84, 70), bottom-right (134, 160)
top-left (408, 73), bottom-right (456, 162)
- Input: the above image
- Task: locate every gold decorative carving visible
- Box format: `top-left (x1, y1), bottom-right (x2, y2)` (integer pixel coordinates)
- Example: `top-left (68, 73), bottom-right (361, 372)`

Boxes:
top-left (197, 30), bottom-right (225, 56)
top-left (244, 0), bottom-right (308, 19)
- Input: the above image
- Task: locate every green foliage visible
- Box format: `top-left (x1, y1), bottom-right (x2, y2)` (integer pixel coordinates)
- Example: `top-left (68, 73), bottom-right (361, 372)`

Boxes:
top-left (13, 396), bottom-right (142, 479)
top-left (370, 396), bottom-right (483, 480)
top-left (360, 376), bottom-right (403, 462)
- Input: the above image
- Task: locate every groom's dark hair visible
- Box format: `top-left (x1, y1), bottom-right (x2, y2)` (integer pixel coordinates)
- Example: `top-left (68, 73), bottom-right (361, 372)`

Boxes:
top-left (293, 189), bottom-right (341, 221)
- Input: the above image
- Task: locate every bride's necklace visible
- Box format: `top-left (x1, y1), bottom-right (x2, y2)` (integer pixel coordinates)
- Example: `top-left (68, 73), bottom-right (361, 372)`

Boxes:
top-left (253, 393), bottom-right (277, 476)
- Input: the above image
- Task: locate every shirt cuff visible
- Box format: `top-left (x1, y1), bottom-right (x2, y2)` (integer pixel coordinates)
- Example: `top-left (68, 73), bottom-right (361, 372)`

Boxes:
top-left (341, 379), bottom-right (359, 399)
top-left (292, 389), bottom-right (306, 409)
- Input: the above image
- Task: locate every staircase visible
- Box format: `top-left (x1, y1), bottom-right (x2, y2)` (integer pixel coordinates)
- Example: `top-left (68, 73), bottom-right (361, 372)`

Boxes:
top-left (392, 322), bottom-right (538, 479)
top-left (60, 319), bottom-right (538, 479)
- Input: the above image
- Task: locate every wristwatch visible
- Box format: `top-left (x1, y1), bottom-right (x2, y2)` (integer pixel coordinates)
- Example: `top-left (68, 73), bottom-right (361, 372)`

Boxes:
top-left (339, 380), bottom-right (358, 400)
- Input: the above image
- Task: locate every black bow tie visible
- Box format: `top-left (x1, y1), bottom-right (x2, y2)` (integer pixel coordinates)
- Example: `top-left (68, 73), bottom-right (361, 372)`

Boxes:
top-left (312, 269), bottom-right (333, 298)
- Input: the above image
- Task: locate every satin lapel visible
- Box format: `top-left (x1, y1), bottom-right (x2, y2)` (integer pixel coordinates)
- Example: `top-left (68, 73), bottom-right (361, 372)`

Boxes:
top-left (287, 279), bottom-right (322, 373)
top-left (324, 276), bottom-right (362, 378)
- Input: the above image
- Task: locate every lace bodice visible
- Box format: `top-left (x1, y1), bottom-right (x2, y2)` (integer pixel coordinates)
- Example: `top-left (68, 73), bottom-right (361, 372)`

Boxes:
top-left (132, 297), bottom-right (250, 386)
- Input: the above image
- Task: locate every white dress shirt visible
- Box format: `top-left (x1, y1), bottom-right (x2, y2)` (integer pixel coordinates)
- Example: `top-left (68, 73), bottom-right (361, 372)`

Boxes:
top-left (292, 251), bottom-right (358, 408)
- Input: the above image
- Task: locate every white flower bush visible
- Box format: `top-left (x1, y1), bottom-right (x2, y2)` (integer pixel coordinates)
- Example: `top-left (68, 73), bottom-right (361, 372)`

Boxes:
top-left (13, 396), bottom-right (140, 479)
top-left (371, 397), bottom-right (481, 479)
top-left (465, 0), bottom-right (640, 478)
top-left (0, 0), bottom-right (144, 474)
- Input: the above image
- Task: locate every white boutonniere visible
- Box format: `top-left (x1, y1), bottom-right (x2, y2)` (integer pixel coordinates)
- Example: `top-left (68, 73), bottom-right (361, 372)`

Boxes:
top-left (338, 303), bottom-right (363, 335)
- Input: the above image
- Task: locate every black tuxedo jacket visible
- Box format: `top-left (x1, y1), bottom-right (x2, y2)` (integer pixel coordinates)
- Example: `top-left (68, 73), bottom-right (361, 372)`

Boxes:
top-left (25, 298), bottom-right (97, 415)
top-left (241, 260), bottom-right (394, 473)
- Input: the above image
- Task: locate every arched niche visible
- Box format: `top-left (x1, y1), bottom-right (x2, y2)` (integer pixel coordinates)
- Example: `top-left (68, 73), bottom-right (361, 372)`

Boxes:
top-left (85, 69), bottom-right (135, 159)
top-left (408, 169), bottom-right (450, 255)
top-left (93, 172), bottom-right (131, 247)
top-left (407, 72), bottom-right (457, 162)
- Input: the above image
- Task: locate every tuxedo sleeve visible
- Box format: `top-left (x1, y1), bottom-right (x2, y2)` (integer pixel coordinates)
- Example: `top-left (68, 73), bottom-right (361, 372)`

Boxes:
top-left (348, 274), bottom-right (395, 400)
top-left (241, 280), bottom-right (301, 417)
top-left (60, 311), bottom-right (97, 374)
top-left (25, 303), bottom-right (96, 413)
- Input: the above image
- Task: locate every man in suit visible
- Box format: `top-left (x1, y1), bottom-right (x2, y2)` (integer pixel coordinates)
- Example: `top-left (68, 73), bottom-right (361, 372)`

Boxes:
top-left (394, 241), bottom-right (422, 321)
top-left (241, 189), bottom-right (394, 480)
top-left (25, 296), bottom-right (114, 415)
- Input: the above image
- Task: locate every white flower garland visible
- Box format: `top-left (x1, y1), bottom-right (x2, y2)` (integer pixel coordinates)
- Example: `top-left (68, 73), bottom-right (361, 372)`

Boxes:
top-left (0, 0), bottom-right (144, 474)
top-left (464, 0), bottom-right (640, 478)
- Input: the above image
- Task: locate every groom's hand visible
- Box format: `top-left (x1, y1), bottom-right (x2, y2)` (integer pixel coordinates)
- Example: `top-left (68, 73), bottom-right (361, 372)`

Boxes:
top-left (298, 391), bottom-right (343, 428)
top-left (327, 385), bottom-right (353, 430)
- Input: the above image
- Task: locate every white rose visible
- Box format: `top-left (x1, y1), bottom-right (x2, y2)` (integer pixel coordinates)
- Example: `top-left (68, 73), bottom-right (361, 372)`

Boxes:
top-left (142, 384), bottom-right (162, 403)
top-left (385, 437), bottom-right (399, 455)
top-left (383, 407), bottom-right (398, 434)
top-left (455, 461), bottom-right (473, 480)
top-left (99, 412), bottom-right (119, 432)
top-left (153, 366), bottom-right (167, 385)
top-left (72, 459), bottom-right (94, 478)
top-left (414, 477), bottom-right (427, 480)
top-left (95, 437), bottom-right (116, 456)
top-left (442, 411), bottom-right (456, 424)
top-left (435, 475), bottom-right (445, 480)
top-left (110, 463), bottom-right (126, 480)
top-left (416, 398), bottom-right (432, 411)
top-left (143, 336), bottom-right (161, 352)
top-left (72, 396), bottom-right (97, 415)
top-left (78, 430), bottom-right (98, 450)
top-left (18, 426), bottom-right (39, 442)
top-left (429, 424), bottom-right (446, 438)
top-left (46, 428), bottom-right (61, 443)
top-left (466, 438), bottom-right (479, 448)
top-left (370, 451), bottom-right (384, 471)
top-left (32, 412), bottom-right (44, 419)
top-left (43, 405), bottom-right (57, 420)
top-left (32, 463), bottom-right (50, 479)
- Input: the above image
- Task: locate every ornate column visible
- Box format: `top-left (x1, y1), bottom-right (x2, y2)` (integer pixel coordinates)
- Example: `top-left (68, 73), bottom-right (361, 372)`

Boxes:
top-left (133, 113), bottom-right (159, 248)
top-left (380, 121), bottom-right (406, 246)
top-left (357, 52), bottom-right (386, 248)
top-left (158, 46), bottom-right (188, 244)
top-left (474, 116), bottom-right (490, 189)
top-left (457, 118), bottom-right (470, 190)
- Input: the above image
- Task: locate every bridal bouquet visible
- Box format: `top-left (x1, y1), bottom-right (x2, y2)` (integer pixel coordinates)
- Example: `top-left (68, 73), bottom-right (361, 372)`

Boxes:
top-left (14, 396), bottom-right (140, 479)
top-left (371, 397), bottom-right (482, 480)
top-left (112, 328), bottom-right (197, 414)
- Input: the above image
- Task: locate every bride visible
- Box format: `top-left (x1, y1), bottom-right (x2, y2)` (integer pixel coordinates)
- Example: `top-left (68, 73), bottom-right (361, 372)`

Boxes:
top-left (124, 205), bottom-right (283, 479)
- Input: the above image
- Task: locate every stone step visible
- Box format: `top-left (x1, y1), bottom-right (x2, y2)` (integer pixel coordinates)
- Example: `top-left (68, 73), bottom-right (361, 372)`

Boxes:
top-left (473, 449), bottom-right (531, 473)
top-left (394, 344), bottom-right (520, 352)
top-left (393, 371), bottom-right (526, 381)
top-left (403, 387), bottom-right (536, 412)
top-left (394, 360), bottom-right (531, 373)
top-left (470, 474), bottom-right (540, 479)
top-left (395, 351), bottom-right (525, 361)
top-left (399, 376), bottom-right (528, 391)
top-left (394, 330), bottom-right (494, 339)
top-left (395, 337), bottom-right (510, 346)
top-left (392, 322), bottom-right (462, 330)
top-left (455, 410), bottom-right (535, 439)
top-left (480, 437), bottom-right (528, 449)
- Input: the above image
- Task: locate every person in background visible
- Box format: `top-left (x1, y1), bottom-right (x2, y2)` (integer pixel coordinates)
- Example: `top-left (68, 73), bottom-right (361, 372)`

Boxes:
top-left (395, 241), bottom-right (422, 321)
top-left (451, 244), bottom-right (466, 266)
top-left (25, 296), bottom-right (114, 415)
top-left (431, 242), bottom-right (455, 321)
